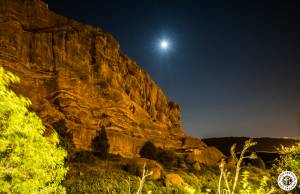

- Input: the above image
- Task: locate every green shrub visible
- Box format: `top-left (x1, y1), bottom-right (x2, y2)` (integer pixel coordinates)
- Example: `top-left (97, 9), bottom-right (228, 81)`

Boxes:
top-left (157, 150), bottom-right (178, 168)
top-left (140, 141), bottom-right (158, 160)
top-left (73, 151), bottom-right (98, 163)
top-left (0, 67), bottom-right (68, 193)
top-left (272, 142), bottom-right (300, 193)
top-left (218, 139), bottom-right (275, 194)
top-left (92, 126), bottom-right (110, 158)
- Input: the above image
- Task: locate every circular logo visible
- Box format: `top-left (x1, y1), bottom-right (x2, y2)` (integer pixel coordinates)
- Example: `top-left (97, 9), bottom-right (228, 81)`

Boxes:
top-left (278, 171), bottom-right (297, 191)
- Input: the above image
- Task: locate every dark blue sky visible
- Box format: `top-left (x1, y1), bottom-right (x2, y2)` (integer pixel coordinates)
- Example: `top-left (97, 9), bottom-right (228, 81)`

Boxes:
top-left (46, 0), bottom-right (300, 138)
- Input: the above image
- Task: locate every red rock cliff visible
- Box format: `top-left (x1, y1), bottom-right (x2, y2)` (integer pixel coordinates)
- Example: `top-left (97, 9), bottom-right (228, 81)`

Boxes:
top-left (0, 0), bottom-right (212, 158)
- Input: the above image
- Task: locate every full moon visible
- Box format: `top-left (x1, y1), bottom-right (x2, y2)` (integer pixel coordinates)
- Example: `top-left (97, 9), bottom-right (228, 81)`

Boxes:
top-left (160, 40), bottom-right (169, 49)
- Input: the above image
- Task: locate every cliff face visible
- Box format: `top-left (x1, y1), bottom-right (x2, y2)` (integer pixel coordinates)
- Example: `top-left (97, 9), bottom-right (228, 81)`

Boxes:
top-left (0, 0), bottom-right (210, 158)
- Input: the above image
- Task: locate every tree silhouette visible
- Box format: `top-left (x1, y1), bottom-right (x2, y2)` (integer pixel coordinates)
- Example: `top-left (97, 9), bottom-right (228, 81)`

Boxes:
top-left (140, 141), bottom-right (158, 160)
top-left (92, 126), bottom-right (109, 158)
top-left (53, 119), bottom-right (74, 160)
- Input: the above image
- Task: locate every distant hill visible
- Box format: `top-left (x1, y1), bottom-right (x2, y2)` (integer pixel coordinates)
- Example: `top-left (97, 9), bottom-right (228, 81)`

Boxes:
top-left (202, 137), bottom-right (299, 156)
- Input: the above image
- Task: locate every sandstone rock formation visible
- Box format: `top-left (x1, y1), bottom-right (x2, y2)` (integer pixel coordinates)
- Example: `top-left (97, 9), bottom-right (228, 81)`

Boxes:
top-left (127, 158), bottom-right (163, 180)
top-left (164, 173), bottom-right (187, 187)
top-left (0, 0), bottom-right (222, 162)
top-left (185, 146), bottom-right (225, 166)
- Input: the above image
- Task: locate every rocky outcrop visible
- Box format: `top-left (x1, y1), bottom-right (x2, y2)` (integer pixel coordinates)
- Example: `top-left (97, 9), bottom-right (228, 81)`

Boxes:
top-left (164, 174), bottom-right (186, 187)
top-left (185, 147), bottom-right (225, 166)
top-left (0, 0), bottom-right (222, 161)
top-left (127, 158), bottom-right (163, 180)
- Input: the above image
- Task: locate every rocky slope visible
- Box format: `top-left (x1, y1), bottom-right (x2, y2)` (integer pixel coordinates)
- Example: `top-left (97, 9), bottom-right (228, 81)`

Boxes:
top-left (0, 0), bottom-right (223, 163)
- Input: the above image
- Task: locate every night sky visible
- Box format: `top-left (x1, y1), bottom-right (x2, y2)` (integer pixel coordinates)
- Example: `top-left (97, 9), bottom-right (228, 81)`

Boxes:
top-left (45, 0), bottom-right (300, 138)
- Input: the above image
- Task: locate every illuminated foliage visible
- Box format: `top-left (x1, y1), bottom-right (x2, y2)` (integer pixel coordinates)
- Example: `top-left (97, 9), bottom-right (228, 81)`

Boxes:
top-left (218, 139), bottom-right (275, 194)
top-left (273, 142), bottom-right (300, 193)
top-left (0, 67), bottom-right (68, 193)
top-left (275, 142), bottom-right (300, 172)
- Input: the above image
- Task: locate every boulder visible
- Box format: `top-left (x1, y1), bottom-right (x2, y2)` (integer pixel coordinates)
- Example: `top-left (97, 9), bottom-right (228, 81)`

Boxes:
top-left (182, 136), bottom-right (207, 149)
top-left (164, 173), bottom-right (186, 187)
top-left (185, 146), bottom-right (225, 166)
top-left (225, 156), bottom-right (237, 169)
top-left (127, 158), bottom-right (163, 180)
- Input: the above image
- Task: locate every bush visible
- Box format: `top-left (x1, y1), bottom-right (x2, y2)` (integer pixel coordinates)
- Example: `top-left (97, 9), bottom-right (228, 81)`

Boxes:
top-left (92, 126), bottom-right (110, 158)
top-left (272, 142), bottom-right (300, 193)
top-left (0, 67), bottom-right (68, 193)
top-left (73, 151), bottom-right (98, 163)
top-left (140, 141), bottom-right (158, 160)
top-left (218, 139), bottom-right (275, 194)
top-left (140, 141), bottom-right (179, 169)
top-left (157, 150), bottom-right (178, 168)
top-left (53, 119), bottom-right (75, 161)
